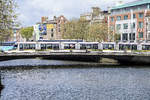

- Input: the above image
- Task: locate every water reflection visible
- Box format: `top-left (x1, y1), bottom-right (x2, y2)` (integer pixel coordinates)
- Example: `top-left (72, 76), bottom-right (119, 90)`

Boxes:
top-left (0, 59), bottom-right (150, 100)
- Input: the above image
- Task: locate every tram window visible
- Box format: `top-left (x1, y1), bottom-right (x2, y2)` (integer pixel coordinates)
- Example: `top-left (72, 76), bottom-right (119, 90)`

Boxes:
top-left (47, 44), bottom-right (52, 49)
top-left (131, 45), bottom-right (137, 50)
top-left (70, 44), bottom-right (75, 49)
top-left (80, 44), bottom-right (86, 49)
top-left (147, 45), bottom-right (150, 50)
top-left (52, 44), bottom-right (59, 50)
top-left (64, 44), bottom-right (69, 49)
top-left (27, 44), bottom-right (30, 49)
top-left (126, 44), bottom-right (130, 50)
top-left (80, 44), bottom-right (97, 49)
top-left (14, 44), bottom-right (18, 48)
top-left (33, 44), bottom-right (36, 49)
top-left (29, 44), bottom-right (32, 49)
top-left (64, 44), bottom-right (75, 49)
top-left (93, 44), bottom-right (98, 49)
top-left (41, 44), bottom-right (46, 49)
top-left (119, 44), bottom-right (137, 50)
top-left (83, 44), bottom-right (86, 49)
top-left (142, 45), bottom-right (145, 50)
top-left (26, 44), bottom-right (30, 49)
top-left (103, 44), bottom-right (108, 49)
top-left (87, 44), bottom-right (91, 49)
top-left (108, 44), bottom-right (114, 49)
top-left (119, 44), bottom-right (125, 50)
top-left (19, 44), bottom-right (23, 50)
top-left (142, 45), bottom-right (150, 50)
top-left (142, 45), bottom-right (147, 50)
top-left (30, 44), bottom-right (35, 49)
top-left (24, 44), bottom-right (27, 49)
top-left (103, 44), bottom-right (114, 49)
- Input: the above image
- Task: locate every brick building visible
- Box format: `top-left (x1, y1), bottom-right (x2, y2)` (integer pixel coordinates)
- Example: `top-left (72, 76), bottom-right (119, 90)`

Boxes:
top-left (80, 7), bottom-right (109, 24)
top-left (108, 0), bottom-right (150, 43)
top-left (33, 16), bottom-right (67, 41)
top-left (55, 15), bottom-right (68, 39)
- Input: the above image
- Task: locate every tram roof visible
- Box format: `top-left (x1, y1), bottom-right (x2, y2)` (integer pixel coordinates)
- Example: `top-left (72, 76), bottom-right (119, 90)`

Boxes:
top-left (118, 42), bottom-right (138, 44)
top-left (79, 42), bottom-right (99, 44)
top-left (141, 43), bottom-right (150, 45)
top-left (0, 41), bottom-right (16, 44)
top-left (17, 42), bottom-right (37, 44)
top-left (38, 39), bottom-right (84, 42)
top-left (101, 42), bottom-right (116, 44)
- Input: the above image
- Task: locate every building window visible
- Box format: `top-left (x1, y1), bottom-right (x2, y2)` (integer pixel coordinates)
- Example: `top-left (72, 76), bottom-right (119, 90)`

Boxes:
top-left (139, 32), bottom-right (143, 38)
top-left (14, 30), bottom-right (17, 33)
top-left (116, 24), bottom-right (121, 30)
top-left (110, 25), bottom-right (114, 30)
top-left (132, 23), bottom-right (135, 29)
top-left (40, 37), bottom-right (43, 39)
top-left (148, 32), bottom-right (150, 40)
top-left (133, 14), bottom-right (136, 19)
top-left (115, 34), bottom-right (121, 41)
top-left (129, 33), bottom-right (135, 40)
top-left (122, 33), bottom-right (128, 41)
top-left (117, 16), bottom-right (121, 21)
top-left (58, 24), bottom-right (61, 27)
top-left (139, 22), bottom-right (143, 28)
top-left (51, 29), bottom-right (53, 32)
top-left (111, 17), bottom-right (114, 22)
top-left (148, 4), bottom-right (150, 9)
top-left (124, 15), bottom-right (128, 20)
top-left (139, 13), bottom-right (144, 18)
top-left (123, 23), bottom-right (128, 29)
top-left (51, 33), bottom-right (54, 37)
top-left (58, 28), bottom-right (61, 32)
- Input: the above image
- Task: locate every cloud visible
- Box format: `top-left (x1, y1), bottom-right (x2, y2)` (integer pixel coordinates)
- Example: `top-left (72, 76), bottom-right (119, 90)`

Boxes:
top-left (17, 0), bottom-right (134, 26)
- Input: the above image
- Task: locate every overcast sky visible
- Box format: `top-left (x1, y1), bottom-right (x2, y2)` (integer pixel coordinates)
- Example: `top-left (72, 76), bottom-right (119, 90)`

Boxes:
top-left (16, 0), bottom-right (135, 27)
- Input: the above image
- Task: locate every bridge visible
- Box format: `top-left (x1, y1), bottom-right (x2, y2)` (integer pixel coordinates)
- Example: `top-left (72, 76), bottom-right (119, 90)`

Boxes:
top-left (0, 50), bottom-right (150, 65)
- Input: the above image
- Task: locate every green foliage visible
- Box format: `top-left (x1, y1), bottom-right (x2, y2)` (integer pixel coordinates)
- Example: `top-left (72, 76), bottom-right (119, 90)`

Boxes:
top-left (114, 34), bottom-right (121, 42)
top-left (20, 27), bottom-right (33, 41)
top-left (62, 18), bottom-right (109, 42)
top-left (92, 7), bottom-right (101, 17)
top-left (0, 0), bottom-right (18, 41)
top-left (88, 23), bottom-right (108, 42)
top-left (62, 19), bottom-right (89, 40)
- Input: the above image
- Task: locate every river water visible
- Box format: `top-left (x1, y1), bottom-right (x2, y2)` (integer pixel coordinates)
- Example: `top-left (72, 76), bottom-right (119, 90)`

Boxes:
top-left (0, 59), bottom-right (150, 100)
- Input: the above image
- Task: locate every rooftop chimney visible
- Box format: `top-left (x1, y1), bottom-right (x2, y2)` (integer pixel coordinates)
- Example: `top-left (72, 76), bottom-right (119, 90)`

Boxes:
top-left (41, 16), bottom-right (48, 23)
top-left (116, 1), bottom-right (124, 6)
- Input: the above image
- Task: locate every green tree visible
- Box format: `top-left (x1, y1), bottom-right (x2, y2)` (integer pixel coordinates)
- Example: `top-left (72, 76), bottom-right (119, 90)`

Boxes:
top-left (62, 19), bottom-right (89, 40)
top-left (114, 34), bottom-right (121, 42)
top-left (20, 27), bottom-right (33, 41)
top-left (62, 19), bottom-right (77, 39)
top-left (0, 0), bottom-right (18, 41)
top-left (77, 19), bottom-right (89, 40)
top-left (62, 18), bottom-right (111, 42)
top-left (88, 23), bottom-right (109, 42)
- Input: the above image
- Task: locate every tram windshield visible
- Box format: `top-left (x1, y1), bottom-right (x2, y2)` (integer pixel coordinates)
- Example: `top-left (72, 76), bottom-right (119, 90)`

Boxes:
top-left (80, 44), bottom-right (98, 50)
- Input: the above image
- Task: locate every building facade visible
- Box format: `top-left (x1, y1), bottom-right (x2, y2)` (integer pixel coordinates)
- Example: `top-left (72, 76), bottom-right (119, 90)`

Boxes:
top-left (33, 16), bottom-right (67, 41)
top-left (55, 15), bottom-right (68, 39)
top-left (80, 7), bottom-right (109, 24)
top-left (109, 0), bottom-right (150, 43)
top-left (33, 24), bottom-right (40, 41)
top-left (12, 27), bottom-right (20, 41)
